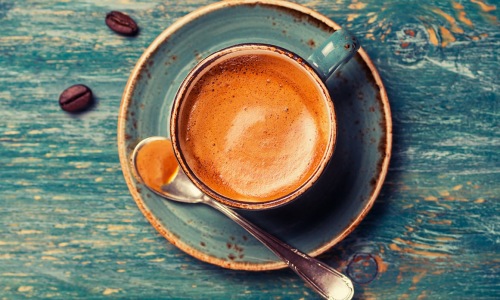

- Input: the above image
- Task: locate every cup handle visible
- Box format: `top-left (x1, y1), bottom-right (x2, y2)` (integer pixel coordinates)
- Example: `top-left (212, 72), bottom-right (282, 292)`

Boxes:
top-left (307, 28), bottom-right (360, 81)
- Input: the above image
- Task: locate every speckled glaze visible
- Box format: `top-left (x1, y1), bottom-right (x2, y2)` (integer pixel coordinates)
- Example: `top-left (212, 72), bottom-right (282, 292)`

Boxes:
top-left (118, 0), bottom-right (392, 271)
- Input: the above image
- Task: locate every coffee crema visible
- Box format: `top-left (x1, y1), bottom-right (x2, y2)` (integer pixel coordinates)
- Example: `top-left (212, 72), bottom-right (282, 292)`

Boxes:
top-left (177, 51), bottom-right (334, 202)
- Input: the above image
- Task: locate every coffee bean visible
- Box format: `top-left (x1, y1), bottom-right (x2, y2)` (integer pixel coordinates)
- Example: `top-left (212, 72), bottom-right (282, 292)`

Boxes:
top-left (105, 11), bottom-right (139, 36)
top-left (59, 84), bottom-right (94, 113)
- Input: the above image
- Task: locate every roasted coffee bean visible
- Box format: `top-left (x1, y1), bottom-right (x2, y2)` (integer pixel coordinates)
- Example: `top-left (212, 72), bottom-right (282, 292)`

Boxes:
top-left (105, 11), bottom-right (139, 36)
top-left (59, 84), bottom-right (94, 113)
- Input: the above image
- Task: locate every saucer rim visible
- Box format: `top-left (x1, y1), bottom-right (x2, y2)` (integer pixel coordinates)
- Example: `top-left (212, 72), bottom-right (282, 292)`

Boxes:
top-left (117, 0), bottom-right (392, 271)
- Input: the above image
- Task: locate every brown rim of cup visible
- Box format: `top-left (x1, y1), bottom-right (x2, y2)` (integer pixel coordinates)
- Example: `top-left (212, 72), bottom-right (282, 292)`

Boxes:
top-left (170, 44), bottom-right (337, 210)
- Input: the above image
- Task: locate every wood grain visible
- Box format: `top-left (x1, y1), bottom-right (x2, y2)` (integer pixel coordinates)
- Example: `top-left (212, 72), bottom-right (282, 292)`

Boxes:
top-left (1, 0), bottom-right (498, 299)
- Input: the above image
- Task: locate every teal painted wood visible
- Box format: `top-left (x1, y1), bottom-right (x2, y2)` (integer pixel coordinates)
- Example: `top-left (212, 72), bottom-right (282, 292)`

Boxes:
top-left (0, 1), bottom-right (498, 299)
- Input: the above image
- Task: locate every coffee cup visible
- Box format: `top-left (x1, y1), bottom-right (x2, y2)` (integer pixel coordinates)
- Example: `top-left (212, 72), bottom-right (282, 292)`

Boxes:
top-left (170, 28), bottom-right (359, 210)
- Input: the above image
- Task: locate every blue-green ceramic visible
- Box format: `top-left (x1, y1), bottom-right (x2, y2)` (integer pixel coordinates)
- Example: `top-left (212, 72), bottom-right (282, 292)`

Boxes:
top-left (118, 0), bottom-right (392, 271)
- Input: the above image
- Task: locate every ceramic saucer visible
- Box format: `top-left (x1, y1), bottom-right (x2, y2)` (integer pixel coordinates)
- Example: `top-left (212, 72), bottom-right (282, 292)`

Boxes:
top-left (118, 0), bottom-right (392, 271)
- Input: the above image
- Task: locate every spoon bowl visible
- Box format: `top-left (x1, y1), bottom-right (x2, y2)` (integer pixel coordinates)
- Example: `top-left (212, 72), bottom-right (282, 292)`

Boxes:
top-left (132, 137), bottom-right (205, 203)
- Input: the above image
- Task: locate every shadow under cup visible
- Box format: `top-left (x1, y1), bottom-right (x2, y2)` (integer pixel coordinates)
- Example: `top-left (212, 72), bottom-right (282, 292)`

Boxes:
top-left (170, 44), bottom-right (337, 210)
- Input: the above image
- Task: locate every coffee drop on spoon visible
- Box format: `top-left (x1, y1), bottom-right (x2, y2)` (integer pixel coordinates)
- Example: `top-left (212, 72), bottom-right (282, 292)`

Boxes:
top-left (135, 138), bottom-right (179, 192)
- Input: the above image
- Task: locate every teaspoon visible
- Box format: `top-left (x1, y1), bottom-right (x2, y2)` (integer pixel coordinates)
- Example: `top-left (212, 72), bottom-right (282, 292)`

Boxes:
top-left (131, 136), bottom-right (354, 300)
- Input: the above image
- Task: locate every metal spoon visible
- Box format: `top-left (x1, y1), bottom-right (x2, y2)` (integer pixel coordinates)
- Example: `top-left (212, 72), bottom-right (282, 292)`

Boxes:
top-left (132, 136), bottom-right (354, 300)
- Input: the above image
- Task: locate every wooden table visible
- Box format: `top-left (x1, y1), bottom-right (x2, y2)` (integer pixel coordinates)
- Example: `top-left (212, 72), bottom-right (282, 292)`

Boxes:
top-left (1, 0), bottom-right (498, 299)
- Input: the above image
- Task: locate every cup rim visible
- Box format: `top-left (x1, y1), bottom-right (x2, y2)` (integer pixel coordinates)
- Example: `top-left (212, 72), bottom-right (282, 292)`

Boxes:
top-left (170, 43), bottom-right (337, 210)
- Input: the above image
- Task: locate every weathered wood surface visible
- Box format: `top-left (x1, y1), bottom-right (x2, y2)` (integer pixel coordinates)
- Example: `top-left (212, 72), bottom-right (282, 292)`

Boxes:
top-left (0, 0), bottom-right (498, 299)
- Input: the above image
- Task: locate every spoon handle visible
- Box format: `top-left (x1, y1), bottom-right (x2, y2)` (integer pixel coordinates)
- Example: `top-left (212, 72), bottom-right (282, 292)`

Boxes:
top-left (205, 199), bottom-right (354, 300)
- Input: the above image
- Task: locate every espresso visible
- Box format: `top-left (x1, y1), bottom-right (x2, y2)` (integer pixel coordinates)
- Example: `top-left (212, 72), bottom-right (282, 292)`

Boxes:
top-left (177, 51), bottom-right (334, 202)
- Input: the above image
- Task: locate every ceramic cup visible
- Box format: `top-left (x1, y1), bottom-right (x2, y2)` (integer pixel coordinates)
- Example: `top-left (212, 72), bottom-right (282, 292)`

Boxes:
top-left (170, 28), bottom-right (360, 210)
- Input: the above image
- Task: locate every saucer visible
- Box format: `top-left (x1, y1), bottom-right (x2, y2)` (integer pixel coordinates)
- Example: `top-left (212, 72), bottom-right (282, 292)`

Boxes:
top-left (118, 0), bottom-right (392, 271)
